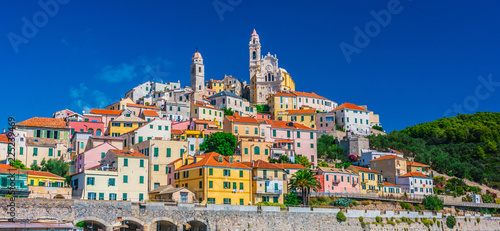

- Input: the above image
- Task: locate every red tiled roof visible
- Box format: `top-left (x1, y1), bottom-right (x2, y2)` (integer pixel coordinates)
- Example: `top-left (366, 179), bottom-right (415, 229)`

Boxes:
top-left (294, 91), bottom-right (325, 99)
top-left (287, 109), bottom-right (316, 114)
top-left (171, 129), bottom-right (184, 134)
top-left (275, 139), bottom-right (293, 143)
top-left (195, 119), bottom-right (217, 125)
top-left (90, 109), bottom-right (123, 115)
top-left (369, 155), bottom-right (406, 162)
top-left (273, 92), bottom-right (296, 97)
top-left (0, 134), bottom-right (12, 143)
top-left (383, 182), bottom-right (401, 187)
top-left (350, 165), bottom-right (382, 174)
top-left (407, 161), bottom-right (430, 167)
top-left (109, 149), bottom-right (148, 158)
top-left (391, 149), bottom-right (403, 154)
top-left (332, 103), bottom-right (368, 112)
top-left (176, 152), bottom-right (252, 171)
top-left (226, 115), bottom-right (260, 124)
top-left (142, 110), bottom-right (159, 117)
top-left (401, 172), bottom-right (431, 178)
top-left (276, 163), bottom-right (308, 170)
top-left (127, 103), bottom-right (160, 110)
top-left (17, 117), bottom-right (67, 128)
top-left (26, 170), bottom-right (65, 179)
top-left (0, 164), bottom-right (16, 169)
top-left (190, 102), bottom-right (220, 110)
top-left (241, 160), bottom-right (284, 169)
top-left (265, 120), bottom-right (314, 130)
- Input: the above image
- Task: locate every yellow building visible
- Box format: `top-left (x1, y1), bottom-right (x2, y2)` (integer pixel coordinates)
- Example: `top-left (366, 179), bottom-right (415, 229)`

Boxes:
top-left (207, 79), bottom-right (225, 93)
top-left (382, 182), bottom-right (402, 197)
top-left (223, 114), bottom-right (272, 162)
top-left (190, 101), bottom-right (224, 129)
top-left (280, 68), bottom-right (295, 92)
top-left (27, 170), bottom-right (71, 199)
top-left (242, 160), bottom-right (288, 204)
top-left (108, 112), bottom-right (146, 137)
top-left (406, 161), bottom-right (430, 176)
top-left (282, 109), bottom-right (316, 129)
top-left (348, 165), bottom-right (384, 195)
top-left (105, 98), bottom-right (135, 111)
top-left (174, 152), bottom-right (252, 205)
top-left (267, 92), bottom-right (297, 120)
top-left (370, 155), bottom-right (407, 184)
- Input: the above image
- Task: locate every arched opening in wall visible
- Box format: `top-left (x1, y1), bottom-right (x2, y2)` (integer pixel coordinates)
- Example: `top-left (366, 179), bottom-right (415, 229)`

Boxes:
top-left (53, 194), bottom-right (65, 199)
top-left (116, 220), bottom-right (144, 231)
top-left (155, 221), bottom-right (177, 231)
top-left (76, 220), bottom-right (106, 231)
top-left (88, 128), bottom-right (94, 136)
top-left (183, 220), bottom-right (207, 231)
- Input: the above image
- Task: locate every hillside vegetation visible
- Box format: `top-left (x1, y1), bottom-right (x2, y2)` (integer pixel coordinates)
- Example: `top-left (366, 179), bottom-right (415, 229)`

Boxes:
top-left (368, 112), bottom-right (500, 189)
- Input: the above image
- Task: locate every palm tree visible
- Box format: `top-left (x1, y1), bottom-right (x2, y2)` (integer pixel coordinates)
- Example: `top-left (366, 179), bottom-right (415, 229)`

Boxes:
top-left (288, 169), bottom-right (321, 205)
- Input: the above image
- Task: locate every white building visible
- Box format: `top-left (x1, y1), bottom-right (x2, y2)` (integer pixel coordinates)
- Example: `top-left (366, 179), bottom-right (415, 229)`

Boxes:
top-left (333, 103), bottom-right (371, 136)
top-left (294, 91), bottom-right (337, 113)
top-left (396, 172), bottom-right (434, 197)
top-left (125, 81), bottom-right (181, 103)
top-left (120, 119), bottom-right (172, 149)
top-left (207, 91), bottom-right (256, 117)
top-left (359, 149), bottom-right (404, 167)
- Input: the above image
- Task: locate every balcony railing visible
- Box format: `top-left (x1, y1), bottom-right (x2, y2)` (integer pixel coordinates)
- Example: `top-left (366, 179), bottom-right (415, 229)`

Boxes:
top-left (256, 189), bottom-right (282, 194)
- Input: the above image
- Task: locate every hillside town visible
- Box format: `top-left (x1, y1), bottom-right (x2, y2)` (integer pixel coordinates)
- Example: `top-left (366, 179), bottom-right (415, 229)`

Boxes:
top-left (0, 30), bottom-right (485, 208)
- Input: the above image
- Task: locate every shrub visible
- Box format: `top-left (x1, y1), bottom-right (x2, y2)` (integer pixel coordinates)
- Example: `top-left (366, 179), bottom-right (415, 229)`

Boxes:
top-left (375, 216), bottom-right (382, 223)
top-left (401, 217), bottom-right (408, 222)
top-left (387, 220), bottom-right (396, 226)
top-left (415, 217), bottom-right (419, 222)
top-left (415, 205), bottom-right (421, 212)
top-left (447, 216), bottom-right (456, 228)
top-left (360, 222), bottom-right (366, 228)
top-left (422, 195), bottom-right (444, 211)
top-left (422, 219), bottom-right (434, 228)
top-left (395, 219), bottom-right (401, 224)
top-left (399, 201), bottom-right (411, 210)
top-left (332, 198), bottom-right (353, 207)
top-left (374, 201), bottom-right (382, 205)
top-left (361, 200), bottom-right (372, 205)
top-left (336, 211), bottom-right (347, 222)
top-left (352, 200), bottom-right (358, 206)
top-left (255, 202), bottom-right (286, 210)
top-left (359, 216), bottom-right (364, 222)
top-left (477, 217), bottom-right (480, 223)
top-left (437, 220), bottom-right (441, 226)
top-left (433, 217), bottom-right (437, 222)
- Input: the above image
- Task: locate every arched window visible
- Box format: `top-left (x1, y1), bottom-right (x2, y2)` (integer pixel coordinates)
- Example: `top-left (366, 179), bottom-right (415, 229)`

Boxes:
top-left (272, 74), bottom-right (274, 81)
top-left (88, 128), bottom-right (94, 136)
top-left (96, 129), bottom-right (102, 136)
top-left (198, 67), bottom-right (201, 73)
top-left (265, 75), bottom-right (267, 82)
top-left (268, 73), bottom-right (271, 81)
top-left (254, 146), bottom-right (260, 155)
top-left (199, 85), bottom-right (201, 90)
top-left (252, 51), bottom-right (256, 60)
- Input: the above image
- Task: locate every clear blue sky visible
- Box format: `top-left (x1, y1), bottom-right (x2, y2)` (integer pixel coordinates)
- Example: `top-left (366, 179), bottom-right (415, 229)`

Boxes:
top-left (1, 0), bottom-right (500, 132)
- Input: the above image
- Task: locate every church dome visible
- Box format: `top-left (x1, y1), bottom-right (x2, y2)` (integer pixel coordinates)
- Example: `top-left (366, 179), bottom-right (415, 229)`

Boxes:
top-left (192, 51), bottom-right (202, 59)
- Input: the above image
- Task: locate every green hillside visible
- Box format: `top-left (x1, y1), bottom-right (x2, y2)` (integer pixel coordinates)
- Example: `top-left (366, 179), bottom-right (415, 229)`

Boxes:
top-left (368, 112), bottom-right (500, 189)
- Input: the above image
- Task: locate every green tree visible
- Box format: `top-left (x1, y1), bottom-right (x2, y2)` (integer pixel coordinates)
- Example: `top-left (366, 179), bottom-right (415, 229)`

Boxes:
top-left (269, 155), bottom-right (292, 164)
top-left (40, 159), bottom-right (70, 177)
top-left (10, 159), bottom-right (29, 170)
top-left (222, 107), bottom-right (234, 116)
top-left (30, 162), bottom-right (41, 171)
top-left (446, 216), bottom-right (456, 228)
top-left (318, 161), bottom-right (329, 167)
top-left (372, 125), bottom-right (383, 131)
top-left (336, 211), bottom-right (347, 222)
top-left (295, 155), bottom-right (311, 168)
top-left (200, 132), bottom-right (237, 156)
top-left (288, 169), bottom-right (321, 205)
top-left (422, 195), bottom-right (444, 211)
top-left (284, 193), bottom-right (299, 206)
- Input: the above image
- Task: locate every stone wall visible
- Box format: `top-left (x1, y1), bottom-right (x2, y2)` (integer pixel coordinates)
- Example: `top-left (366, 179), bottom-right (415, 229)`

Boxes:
top-left (0, 198), bottom-right (499, 231)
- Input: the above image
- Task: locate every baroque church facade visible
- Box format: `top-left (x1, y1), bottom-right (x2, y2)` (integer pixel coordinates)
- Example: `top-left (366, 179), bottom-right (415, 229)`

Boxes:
top-left (249, 29), bottom-right (295, 104)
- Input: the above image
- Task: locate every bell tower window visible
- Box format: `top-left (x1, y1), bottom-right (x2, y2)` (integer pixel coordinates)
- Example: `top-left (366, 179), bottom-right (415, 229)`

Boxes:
top-left (198, 67), bottom-right (201, 73)
top-left (252, 51), bottom-right (256, 60)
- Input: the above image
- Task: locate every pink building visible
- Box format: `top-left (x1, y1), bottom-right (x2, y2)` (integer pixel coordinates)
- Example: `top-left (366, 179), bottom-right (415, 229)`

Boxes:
top-left (172, 121), bottom-right (190, 131)
top-left (257, 113), bottom-right (271, 120)
top-left (264, 120), bottom-right (318, 165)
top-left (89, 109), bottom-right (123, 134)
top-left (74, 142), bottom-right (118, 173)
top-left (316, 167), bottom-right (359, 194)
top-left (68, 114), bottom-right (105, 136)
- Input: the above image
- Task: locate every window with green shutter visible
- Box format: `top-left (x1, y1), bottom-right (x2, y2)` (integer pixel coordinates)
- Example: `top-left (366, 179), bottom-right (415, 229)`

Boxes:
top-left (209, 168), bottom-right (213, 175)
top-left (154, 165), bottom-right (159, 171)
top-left (287, 131), bottom-right (290, 137)
top-left (165, 126), bottom-right (169, 130)
top-left (273, 130), bottom-right (276, 137)
top-left (57, 150), bottom-right (61, 156)
top-left (139, 176), bottom-right (144, 184)
top-left (209, 181), bottom-right (213, 188)
top-left (154, 147), bottom-right (159, 157)
top-left (138, 136), bottom-right (143, 143)
top-left (310, 132), bottom-right (314, 139)
top-left (108, 178), bottom-right (115, 186)
top-left (254, 127), bottom-right (258, 134)
top-left (20, 147), bottom-right (23, 155)
top-left (140, 159), bottom-right (144, 167)
top-left (48, 148), bottom-right (53, 156)
top-left (239, 170), bottom-right (243, 177)
top-left (240, 183), bottom-right (244, 189)
top-left (166, 166), bottom-right (169, 174)
top-left (101, 152), bottom-right (105, 158)
top-left (240, 198), bottom-right (244, 205)
top-left (158, 126), bottom-right (161, 130)
top-left (297, 131), bottom-right (300, 138)
top-left (33, 148), bottom-right (38, 156)
top-left (265, 149), bottom-right (268, 155)
top-left (123, 158), bottom-right (128, 166)
top-left (166, 148), bottom-right (171, 157)
top-left (233, 182), bottom-right (237, 189)
top-left (123, 175), bottom-right (128, 183)
top-left (244, 148), bottom-right (248, 154)
top-left (123, 193), bottom-right (127, 201)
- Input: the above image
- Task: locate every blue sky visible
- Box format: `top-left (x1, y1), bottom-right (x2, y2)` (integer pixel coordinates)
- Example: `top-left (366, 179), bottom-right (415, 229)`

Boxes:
top-left (1, 0), bottom-right (500, 132)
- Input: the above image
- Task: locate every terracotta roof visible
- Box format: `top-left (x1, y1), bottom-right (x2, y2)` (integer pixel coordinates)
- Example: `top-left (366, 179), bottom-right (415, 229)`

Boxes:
top-left (0, 164), bottom-right (16, 169)
top-left (119, 120), bottom-right (155, 136)
top-left (294, 91), bottom-right (325, 99)
top-left (391, 149), bottom-right (403, 154)
top-left (190, 102), bottom-right (220, 110)
top-left (226, 115), bottom-right (260, 124)
top-left (401, 172), bottom-right (431, 178)
top-left (167, 156), bottom-right (195, 165)
top-left (171, 129), bottom-right (184, 134)
top-left (273, 92), bottom-right (296, 97)
top-left (0, 168), bottom-right (25, 174)
top-left (26, 170), bottom-right (64, 179)
top-left (0, 134), bottom-right (12, 143)
top-left (176, 152), bottom-right (252, 171)
top-left (126, 103), bottom-right (160, 110)
top-left (349, 165), bottom-right (382, 174)
top-left (194, 119), bottom-right (217, 125)
top-left (89, 109), bottom-right (123, 115)
top-left (318, 167), bottom-right (357, 175)
top-left (276, 163), bottom-right (308, 170)
top-left (113, 113), bottom-right (146, 123)
top-left (142, 110), bottom-right (159, 117)
top-left (407, 161), bottom-right (430, 167)
top-left (275, 139), bottom-right (293, 143)
top-left (369, 155), bottom-right (406, 162)
top-left (332, 103), bottom-right (368, 112)
top-left (17, 117), bottom-right (67, 128)
top-left (265, 120), bottom-right (314, 130)
top-left (241, 160), bottom-right (284, 169)
top-left (287, 109), bottom-right (316, 114)
top-left (109, 149), bottom-right (148, 158)
top-left (383, 182), bottom-right (401, 187)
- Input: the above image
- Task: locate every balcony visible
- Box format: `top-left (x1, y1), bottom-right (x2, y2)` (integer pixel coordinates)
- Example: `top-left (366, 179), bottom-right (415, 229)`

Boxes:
top-left (332, 179), bottom-right (341, 184)
top-left (256, 189), bottom-right (283, 195)
top-left (253, 176), bottom-right (273, 181)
